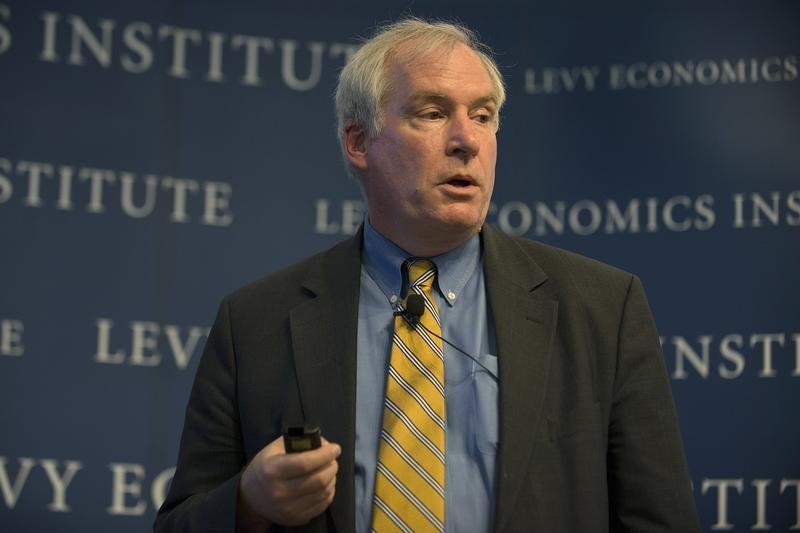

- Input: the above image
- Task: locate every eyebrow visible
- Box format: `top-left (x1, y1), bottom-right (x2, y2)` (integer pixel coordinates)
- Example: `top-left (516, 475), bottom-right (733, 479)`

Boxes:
top-left (405, 91), bottom-right (498, 110)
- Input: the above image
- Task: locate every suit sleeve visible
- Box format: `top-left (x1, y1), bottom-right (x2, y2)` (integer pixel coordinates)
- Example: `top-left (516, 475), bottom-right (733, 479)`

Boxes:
top-left (606, 275), bottom-right (700, 532)
top-left (154, 297), bottom-right (247, 533)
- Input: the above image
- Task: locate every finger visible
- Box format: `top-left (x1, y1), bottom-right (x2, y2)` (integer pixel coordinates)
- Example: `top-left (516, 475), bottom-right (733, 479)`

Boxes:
top-left (263, 434), bottom-right (287, 457)
top-left (276, 476), bottom-right (337, 526)
top-left (280, 456), bottom-right (339, 498)
top-left (241, 458), bottom-right (335, 525)
top-left (273, 441), bottom-right (341, 479)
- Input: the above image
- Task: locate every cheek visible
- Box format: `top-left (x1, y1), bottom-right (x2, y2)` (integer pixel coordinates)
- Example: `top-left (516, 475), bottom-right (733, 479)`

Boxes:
top-left (395, 143), bottom-right (435, 186)
top-left (383, 139), bottom-right (420, 172)
top-left (374, 131), bottom-right (441, 190)
top-left (484, 136), bottom-right (498, 161)
top-left (482, 143), bottom-right (498, 177)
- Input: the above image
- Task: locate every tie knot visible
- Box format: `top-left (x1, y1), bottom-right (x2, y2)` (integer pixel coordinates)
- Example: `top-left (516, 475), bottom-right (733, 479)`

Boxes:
top-left (406, 258), bottom-right (437, 289)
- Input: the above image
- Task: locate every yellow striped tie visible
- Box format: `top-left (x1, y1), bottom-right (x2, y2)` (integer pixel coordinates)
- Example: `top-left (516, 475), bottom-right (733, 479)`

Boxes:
top-left (371, 258), bottom-right (445, 532)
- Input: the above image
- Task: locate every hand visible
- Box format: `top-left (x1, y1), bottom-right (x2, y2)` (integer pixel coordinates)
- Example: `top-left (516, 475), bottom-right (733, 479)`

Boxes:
top-left (238, 435), bottom-right (341, 528)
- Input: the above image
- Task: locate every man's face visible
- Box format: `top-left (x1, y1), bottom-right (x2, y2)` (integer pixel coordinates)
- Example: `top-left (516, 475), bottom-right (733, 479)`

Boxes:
top-left (351, 42), bottom-right (499, 255)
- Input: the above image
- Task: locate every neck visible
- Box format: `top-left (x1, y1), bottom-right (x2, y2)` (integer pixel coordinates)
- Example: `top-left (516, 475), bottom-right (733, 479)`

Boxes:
top-left (368, 217), bottom-right (479, 257)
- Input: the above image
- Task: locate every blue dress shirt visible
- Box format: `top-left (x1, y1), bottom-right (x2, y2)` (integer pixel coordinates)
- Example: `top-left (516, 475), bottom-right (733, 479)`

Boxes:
top-left (355, 220), bottom-right (499, 532)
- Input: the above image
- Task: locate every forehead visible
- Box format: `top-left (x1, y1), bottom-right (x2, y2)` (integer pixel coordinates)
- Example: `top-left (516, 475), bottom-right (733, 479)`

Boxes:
top-left (385, 42), bottom-right (496, 101)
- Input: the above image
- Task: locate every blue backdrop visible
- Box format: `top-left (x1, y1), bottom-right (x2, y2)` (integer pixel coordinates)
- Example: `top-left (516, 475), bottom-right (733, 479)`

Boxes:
top-left (1, 1), bottom-right (798, 531)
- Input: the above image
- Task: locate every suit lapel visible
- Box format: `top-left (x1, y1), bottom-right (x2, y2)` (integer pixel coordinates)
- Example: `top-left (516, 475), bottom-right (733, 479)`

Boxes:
top-left (289, 233), bottom-right (362, 533)
top-left (482, 226), bottom-right (557, 533)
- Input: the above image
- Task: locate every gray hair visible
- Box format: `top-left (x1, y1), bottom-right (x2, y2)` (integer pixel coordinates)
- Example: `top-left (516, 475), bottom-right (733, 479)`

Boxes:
top-left (334, 18), bottom-right (506, 179)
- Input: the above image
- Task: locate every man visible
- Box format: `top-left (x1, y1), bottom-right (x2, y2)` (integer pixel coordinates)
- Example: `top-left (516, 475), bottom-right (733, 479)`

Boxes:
top-left (155, 18), bottom-right (700, 532)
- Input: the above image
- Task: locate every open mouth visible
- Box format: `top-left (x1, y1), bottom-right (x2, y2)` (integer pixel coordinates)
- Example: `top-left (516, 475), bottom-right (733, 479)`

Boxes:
top-left (445, 177), bottom-right (475, 188)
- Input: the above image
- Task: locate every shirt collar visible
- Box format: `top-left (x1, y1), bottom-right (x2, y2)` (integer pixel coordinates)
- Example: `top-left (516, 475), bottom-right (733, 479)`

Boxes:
top-left (362, 217), bottom-right (481, 308)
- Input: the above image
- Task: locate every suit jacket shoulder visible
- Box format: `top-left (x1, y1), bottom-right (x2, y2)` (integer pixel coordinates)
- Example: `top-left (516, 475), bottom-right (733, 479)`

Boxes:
top-left (225, 233), bottom-right (361, 319)
top-left (483, 223), bottom-right (633, 295)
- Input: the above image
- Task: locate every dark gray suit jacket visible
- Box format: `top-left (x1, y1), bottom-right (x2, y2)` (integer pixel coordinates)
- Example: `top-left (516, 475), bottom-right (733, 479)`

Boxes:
top-left (155, 225), bottom-right (700, 532)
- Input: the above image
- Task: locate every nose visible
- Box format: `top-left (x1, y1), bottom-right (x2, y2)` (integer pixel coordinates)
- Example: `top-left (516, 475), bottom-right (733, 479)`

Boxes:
top-left (445, 113), bottom-right (480, 161)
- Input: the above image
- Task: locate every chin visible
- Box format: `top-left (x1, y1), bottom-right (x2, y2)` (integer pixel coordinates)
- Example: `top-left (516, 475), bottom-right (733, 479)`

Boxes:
top-left (441, 205), bottom-right (487, 228)
top-left (434, 214), bottom-right (483, 235)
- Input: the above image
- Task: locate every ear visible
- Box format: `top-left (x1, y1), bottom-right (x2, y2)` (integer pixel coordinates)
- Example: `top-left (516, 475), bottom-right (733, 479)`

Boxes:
top-left (343, 122), bottom-right (369, 171)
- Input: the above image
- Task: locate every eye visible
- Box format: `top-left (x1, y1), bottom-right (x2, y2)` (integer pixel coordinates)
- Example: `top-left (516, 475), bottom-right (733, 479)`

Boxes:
top-left (473, 111), bottom-right (494, 124)
top-left (419, 109), bottom-right (444, 120)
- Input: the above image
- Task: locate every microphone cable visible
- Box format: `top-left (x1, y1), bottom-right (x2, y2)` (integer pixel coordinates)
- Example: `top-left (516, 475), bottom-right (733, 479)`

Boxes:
top-left (394, 294), bottom-right (498, 381)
